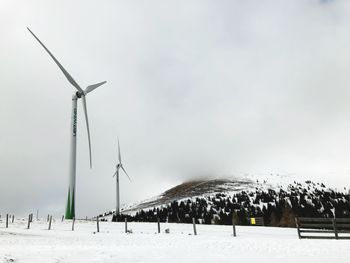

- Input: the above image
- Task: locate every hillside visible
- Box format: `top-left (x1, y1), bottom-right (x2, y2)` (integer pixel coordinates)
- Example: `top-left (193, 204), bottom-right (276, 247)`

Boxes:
top-left (101, 176), bottom-right (350, 227)
top-left (122, 177), bottom-right (257, 213)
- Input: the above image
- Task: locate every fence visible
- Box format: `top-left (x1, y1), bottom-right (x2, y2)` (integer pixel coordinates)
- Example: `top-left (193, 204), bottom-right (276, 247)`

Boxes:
top-left (0, 215), bottom-right (239, 237)
top-left (295, 217), bottom-right (350, 240)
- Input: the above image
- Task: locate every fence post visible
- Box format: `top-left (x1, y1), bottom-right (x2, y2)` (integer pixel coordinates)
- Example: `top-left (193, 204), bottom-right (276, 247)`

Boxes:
top-left (27, 214), bottom-right (31, 229)
top-left (97, 217), bottom-right (100, 233)
top-left (192, 218), bottom-right (197, 236)
top-left (6, 214), bottom-right (8, 228)
top-left (294, 217), bottom-right (301, 239)
top-left (72, 217), bottom-right (75, 231)
top-left (61, 215), bottom-right (64, 222)
top-left (333, 218), bottom-right (338, 240)
top-left (157, 218), bottom-right (161, 233)
top-left (125, 218), bottom-right (128, 233)
top-left (48, 215), bottom-right (52, 230)
top-left (232, 215), bottom-right (236, 237)
top-left (12, 215), bottom-right (14, 223)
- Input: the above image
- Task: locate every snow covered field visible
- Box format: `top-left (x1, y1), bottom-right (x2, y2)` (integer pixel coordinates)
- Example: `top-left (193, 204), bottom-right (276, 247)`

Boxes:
top-left (0, 219), bottom-right (349, 262)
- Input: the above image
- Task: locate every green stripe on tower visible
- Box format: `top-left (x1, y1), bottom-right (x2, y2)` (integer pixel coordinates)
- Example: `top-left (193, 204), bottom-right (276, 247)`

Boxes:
top-left (65, 188), bottom-right (74, 219)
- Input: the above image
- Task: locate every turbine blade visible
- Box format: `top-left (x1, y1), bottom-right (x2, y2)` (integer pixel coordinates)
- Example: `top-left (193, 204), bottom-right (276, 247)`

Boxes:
top-left (117, 137), bottom-right (122, 164)
top-left (81, 95), bottom-right (92, 168)
top-left (85, 81), bottom-right (107, 94)
top-left (27, 27), bottom-right (83, 93)
top-left (121, 165), bottom-right (131, 182)
top-left (112, 170), bottom-right (117, 177)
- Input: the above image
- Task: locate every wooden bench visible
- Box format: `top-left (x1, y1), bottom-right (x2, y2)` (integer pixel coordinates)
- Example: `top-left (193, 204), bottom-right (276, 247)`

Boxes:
top-left (295, 217), bottom-right (350, 239)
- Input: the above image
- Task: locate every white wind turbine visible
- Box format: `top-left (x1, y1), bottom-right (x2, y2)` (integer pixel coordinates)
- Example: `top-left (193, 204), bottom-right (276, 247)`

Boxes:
top-left (27, 27), bottom-right (106, 219)
top-left (112, 138), bottom-right (131, 219)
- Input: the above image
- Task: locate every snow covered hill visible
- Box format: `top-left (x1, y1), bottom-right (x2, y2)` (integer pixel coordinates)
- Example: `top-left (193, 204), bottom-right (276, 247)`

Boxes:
top-left (123, 177), bottom-right (258, 213)
top-left (102, 175), bottom-right (350, 226)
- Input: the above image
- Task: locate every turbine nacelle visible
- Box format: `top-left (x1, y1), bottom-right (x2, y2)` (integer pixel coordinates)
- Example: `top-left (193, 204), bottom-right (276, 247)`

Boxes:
top-left (75, 91), bottom-right (83, 98)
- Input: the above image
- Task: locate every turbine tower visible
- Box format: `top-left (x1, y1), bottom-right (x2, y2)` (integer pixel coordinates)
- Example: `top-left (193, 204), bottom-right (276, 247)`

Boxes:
top-left (27, 27), bottom-right (106, 219)
top-left (112, 138), bottom-right (131, 219)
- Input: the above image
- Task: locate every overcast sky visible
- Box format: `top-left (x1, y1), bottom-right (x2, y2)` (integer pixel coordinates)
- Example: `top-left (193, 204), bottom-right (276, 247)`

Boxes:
top-left (1, 0), bottom-right (350, 217)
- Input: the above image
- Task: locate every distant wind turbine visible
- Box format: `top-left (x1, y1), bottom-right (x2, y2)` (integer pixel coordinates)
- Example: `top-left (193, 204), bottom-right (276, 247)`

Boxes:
top-left (112, 138), bottom-right (131, 218)
top-left (27, 27), bottom-right (106, 219)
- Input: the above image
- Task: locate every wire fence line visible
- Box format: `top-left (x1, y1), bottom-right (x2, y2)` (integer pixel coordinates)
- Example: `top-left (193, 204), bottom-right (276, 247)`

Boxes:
top-left (0, 214), bottom-right (238, 237)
